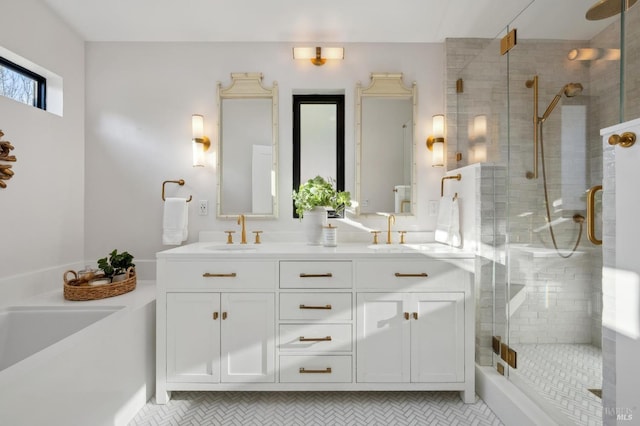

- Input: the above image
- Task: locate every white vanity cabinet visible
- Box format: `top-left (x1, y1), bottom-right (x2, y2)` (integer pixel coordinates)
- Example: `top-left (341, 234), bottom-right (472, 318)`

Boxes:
top-left (356, 292), bottom-right (464, 383)
top-left (166, 292), bottom-right (274, 384)
top-left (156, 243), bottom-right (475, 404)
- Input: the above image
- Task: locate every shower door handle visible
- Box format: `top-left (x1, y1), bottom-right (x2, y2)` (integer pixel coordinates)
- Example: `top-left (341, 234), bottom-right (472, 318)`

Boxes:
top-left (587, 185), bottom-right (602, 246)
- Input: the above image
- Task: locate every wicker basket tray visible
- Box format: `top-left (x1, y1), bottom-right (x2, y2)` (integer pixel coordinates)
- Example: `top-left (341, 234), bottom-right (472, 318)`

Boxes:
top-left (63, 267), bottom-right (136, 301)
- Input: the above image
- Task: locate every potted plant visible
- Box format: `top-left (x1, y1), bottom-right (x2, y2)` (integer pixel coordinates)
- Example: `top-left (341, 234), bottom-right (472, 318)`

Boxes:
top-left (292, 175), bottom-right (352, 218)
top-left (292, 176), bottom-right (351, 244)
top-left (97, 249), bottom-right (135, 282)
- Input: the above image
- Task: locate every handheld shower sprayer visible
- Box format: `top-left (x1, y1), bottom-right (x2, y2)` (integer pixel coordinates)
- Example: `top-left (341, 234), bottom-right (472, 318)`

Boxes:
top-left (525, 76), bottom-right (583, 179)
top-left (524, 76), bottom-right (586, 258)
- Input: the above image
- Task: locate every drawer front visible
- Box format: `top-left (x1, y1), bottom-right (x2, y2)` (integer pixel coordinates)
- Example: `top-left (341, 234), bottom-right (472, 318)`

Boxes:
top-left (280, 293), bottom-right (352, 320)
top-left (279, 355), bottom-right (352, 383)
top-left (280, 261), bottom-right (352, 289)
top-left (279, 324), bottom-right (352, 352)
top-left (355, 260), bottom-right (466, 291)
top-left (162, 260), bottom-right (276, 289)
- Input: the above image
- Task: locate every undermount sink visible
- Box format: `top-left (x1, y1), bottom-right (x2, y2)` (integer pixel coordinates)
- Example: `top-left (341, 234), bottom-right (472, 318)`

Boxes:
top-left (205, 244), bottom-right (258, 252)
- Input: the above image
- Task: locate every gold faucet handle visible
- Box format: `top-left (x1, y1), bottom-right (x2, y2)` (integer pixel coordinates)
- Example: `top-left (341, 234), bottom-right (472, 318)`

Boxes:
top-left (224, 230), bottom-right (235, 244)
top-left (370, 230), bottom-right (380, 245)
top-left (253, 230), bottom-right (263, 244)
top-left (398, 231), bottom-right (407, 244)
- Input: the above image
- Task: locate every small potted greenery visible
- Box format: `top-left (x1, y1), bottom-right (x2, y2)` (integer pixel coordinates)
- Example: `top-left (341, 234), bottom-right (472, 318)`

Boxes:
top-left (292, 176), bottom-right (351, 244)
top-left (292, 175), bottom-right (352, 218)
top-left (98, 249), bottom-right (135, 282)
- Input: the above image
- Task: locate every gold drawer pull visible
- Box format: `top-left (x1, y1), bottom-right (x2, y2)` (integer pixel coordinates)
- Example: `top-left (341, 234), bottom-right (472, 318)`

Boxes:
top-left (203, 273), bottom-right (237, 278)
top-left (299, 304), bottom-right (332, 310)
top-left (299, 336), bottom-right (332, 342)
top-left (404, 312), bottom-right (410, 320)
top-left (394, 272), bottom-right (428, 278)
top-left (412, 312), bottom-right (418, 320)
top-left (222, 312), bottom-right (228, 320)
top-left (299, 367), bottom-right (332, 374)
top-left (213, 312), bottom-right (219, 320)
top-left (299, 273), bottom-right (333, 278)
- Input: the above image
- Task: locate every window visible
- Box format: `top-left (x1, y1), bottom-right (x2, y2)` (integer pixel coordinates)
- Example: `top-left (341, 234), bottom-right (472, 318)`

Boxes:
top-left (0, 56), bottom-right (46, 110)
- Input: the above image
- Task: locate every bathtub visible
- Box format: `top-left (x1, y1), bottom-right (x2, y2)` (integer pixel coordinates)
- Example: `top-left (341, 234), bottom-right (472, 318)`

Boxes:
top-left (0, 305), bottom-right (123, 372)
top-left (0, 282), bottom-right (155, 426)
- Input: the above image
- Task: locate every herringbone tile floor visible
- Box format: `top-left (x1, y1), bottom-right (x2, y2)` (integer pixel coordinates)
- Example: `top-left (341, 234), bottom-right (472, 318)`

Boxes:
top-left (129, 391), bottom-right (504, 426)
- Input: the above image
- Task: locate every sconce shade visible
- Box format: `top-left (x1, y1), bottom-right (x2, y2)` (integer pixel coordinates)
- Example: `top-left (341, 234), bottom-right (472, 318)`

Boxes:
top-left (567, 48), bottom-right (620, 61)
top-left (293, 46), bottom-right (344, 66)
top-left (192, 114), bottom-right (204, 139)
top-left (192, 114), bottom-right (210, 167)
top-left (432, 114), bottom-right (445, 138)
top-left (473, 114), bottom-right (487, 140)
top-left (431, 140), bottom-right (444, 167)
top-left (427, 114), bottom-right (445, 167)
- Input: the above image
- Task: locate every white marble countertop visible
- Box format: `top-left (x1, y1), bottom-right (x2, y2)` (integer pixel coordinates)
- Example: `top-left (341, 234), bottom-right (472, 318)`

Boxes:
top-left (156, 242), bottom-right (475, 260)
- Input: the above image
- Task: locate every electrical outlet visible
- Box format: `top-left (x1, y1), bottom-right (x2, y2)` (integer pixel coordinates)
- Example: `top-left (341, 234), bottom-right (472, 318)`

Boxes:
top-left (428, 200), bottom-right (438, 217)
top-left (199, 200), bottom-right (208, 216)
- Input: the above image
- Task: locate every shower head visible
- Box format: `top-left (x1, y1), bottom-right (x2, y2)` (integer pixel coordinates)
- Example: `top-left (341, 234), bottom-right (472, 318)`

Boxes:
top-left (587, 0), bottom-right (637, 20)
top-left (564, 82), bottom-right (584, 97)
top-left (540, 82), bottom-right (584, 121)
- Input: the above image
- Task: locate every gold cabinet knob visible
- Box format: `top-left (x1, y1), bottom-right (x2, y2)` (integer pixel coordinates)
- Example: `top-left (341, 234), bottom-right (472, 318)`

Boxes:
top-left (608, 132), bottom-right (636, 148)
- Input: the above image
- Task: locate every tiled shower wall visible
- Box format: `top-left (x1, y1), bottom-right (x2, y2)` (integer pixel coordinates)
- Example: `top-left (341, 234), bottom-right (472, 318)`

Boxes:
top-left (444, 10), bottom-right (640, 360)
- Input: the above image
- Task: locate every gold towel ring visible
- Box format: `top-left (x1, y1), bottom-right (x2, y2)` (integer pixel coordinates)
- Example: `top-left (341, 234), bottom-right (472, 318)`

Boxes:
top-left (162, 179), bottom-right (192, 202)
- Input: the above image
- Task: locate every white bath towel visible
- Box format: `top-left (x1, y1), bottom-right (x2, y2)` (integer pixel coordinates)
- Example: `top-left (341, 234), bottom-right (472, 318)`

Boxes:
top-left (435, 196), bottom-right (462, 247)
top-left (163, 197), bottom-right (188, 245)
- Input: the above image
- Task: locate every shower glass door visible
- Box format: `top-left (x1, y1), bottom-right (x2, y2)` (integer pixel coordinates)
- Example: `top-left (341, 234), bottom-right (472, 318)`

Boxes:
top-left (502, 0), bottom-right (628, 423)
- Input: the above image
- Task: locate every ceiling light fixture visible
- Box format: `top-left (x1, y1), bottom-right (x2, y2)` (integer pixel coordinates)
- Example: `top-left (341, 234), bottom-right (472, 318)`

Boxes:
top-left (293, 47), bottom-right (344, 66)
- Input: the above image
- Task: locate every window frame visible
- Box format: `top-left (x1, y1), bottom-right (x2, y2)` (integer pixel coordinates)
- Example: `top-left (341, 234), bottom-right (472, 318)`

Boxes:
top-left (0, 56), bottom-right (47, 110)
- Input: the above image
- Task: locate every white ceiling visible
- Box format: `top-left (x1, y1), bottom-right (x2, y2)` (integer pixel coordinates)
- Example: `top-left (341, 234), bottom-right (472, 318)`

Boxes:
top-left (41, 0), bottom-right (613, 43)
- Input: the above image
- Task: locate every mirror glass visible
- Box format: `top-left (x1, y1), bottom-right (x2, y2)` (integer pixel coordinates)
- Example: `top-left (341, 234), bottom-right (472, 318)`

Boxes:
top-left (356, 73), bottom-right (416, 216)
top-left (217, 73), bottom-right (278, 218)
top-left (292, 94), bottom-right (345, 218)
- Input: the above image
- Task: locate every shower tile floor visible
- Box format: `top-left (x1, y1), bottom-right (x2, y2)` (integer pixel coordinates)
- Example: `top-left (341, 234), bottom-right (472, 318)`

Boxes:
top-left (511, 343), bottom-right (602, 426)
top-left (129, 391), bottom-right (504, 425)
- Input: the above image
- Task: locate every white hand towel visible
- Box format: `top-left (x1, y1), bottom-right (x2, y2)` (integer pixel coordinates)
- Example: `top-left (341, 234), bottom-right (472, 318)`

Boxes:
top-left (163, 197), bottom-right (188, 245)
top-left (450, 197), bottom-right (462, 248)
top-left (434, 197), bottom-right (452, 244)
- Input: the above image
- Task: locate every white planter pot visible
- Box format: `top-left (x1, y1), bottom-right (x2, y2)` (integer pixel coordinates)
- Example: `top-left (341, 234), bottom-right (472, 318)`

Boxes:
top-left (303, 207), bottom-right (328, 245)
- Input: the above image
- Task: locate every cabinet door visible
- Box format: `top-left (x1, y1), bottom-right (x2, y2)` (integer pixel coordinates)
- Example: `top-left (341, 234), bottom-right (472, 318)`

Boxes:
top-left (356, 293), bottom-right (410, 382)
top-left (167, 292), bottom-right (220, 383)
top-left (410, 292), bottom-right (464, 383)
top-left (220, 293), bottom-right (275, 383)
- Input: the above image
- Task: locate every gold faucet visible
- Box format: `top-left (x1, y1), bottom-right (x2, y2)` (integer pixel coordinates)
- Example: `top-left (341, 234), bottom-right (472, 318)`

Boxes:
top-left (237, 214), bottom-right (247, 244)
top-left (386, 214), bottom-right (395, 244)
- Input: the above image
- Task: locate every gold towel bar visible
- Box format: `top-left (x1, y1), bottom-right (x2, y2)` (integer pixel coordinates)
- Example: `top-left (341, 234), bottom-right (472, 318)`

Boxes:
top-left (162, 179), bottom-right (192, 202)
top-left (441, 174), bottom-right (461, 197)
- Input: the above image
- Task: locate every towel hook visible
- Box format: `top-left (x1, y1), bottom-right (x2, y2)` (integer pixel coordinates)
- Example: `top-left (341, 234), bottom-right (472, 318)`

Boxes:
top-left (162, 179), bottom-right (192, 202)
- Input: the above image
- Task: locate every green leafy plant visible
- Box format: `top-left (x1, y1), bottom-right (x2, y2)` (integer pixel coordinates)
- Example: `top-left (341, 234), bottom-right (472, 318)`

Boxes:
top-left (292, 175), bottom-right (351, 218)
top-left (97, 249), bottom-right (135, 278)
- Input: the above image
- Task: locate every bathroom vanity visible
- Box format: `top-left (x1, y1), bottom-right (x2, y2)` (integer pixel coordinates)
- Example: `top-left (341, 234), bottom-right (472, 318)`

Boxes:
top-left (155, 242), bottom-right (475, 403)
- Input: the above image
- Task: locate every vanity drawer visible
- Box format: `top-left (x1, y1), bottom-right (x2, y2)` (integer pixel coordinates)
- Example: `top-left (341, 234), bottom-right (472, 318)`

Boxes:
top-left (279, 355), bottom-right (352, 383)
top-left (355, 260), bottom-right (466, 291)
top-left (280, 261), bottom-right (352, 289)
top-left (279, 324), bottom-right (352, 352)
top-left (279, 293), bottom-right (352, 320)
top-left (161, 260), bottom-right (277, 289)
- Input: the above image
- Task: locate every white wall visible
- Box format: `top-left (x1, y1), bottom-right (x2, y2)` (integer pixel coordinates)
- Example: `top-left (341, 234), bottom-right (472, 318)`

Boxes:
top-left (85, 42), bottom-right (446, 278)
top-left (0, 0), bottom-right (85, 305)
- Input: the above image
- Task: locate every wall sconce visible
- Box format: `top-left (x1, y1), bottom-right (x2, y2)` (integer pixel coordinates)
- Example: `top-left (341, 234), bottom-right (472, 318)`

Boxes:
top-left (426, 114), bottom-right (445, 167)
top-left (567, 48), bottom-right (620, 61)
top-left (470, 114), bottom-right (488, 163)
top-left (192, 114), bottom-right (210, 167)
top-left (293, 46), bottom-right (344, 66)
